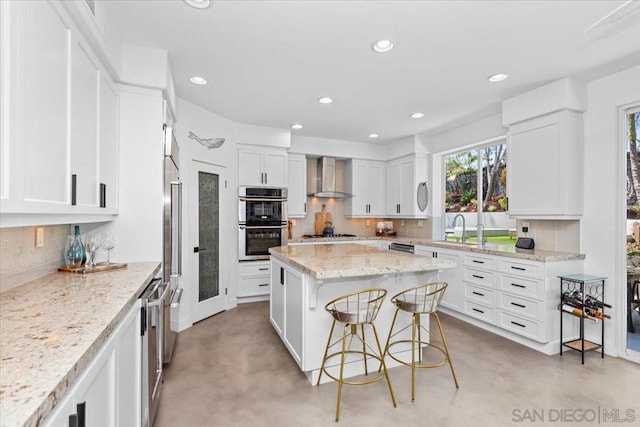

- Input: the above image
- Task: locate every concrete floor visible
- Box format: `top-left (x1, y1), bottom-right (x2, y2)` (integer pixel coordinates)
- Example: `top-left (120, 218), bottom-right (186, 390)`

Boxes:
top-left (155, 302), bottom-right (639, 427)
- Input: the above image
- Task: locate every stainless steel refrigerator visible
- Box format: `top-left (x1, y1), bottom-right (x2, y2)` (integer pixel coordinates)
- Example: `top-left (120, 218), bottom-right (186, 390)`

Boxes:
top-left (163, 125), bottom-right (183, 365)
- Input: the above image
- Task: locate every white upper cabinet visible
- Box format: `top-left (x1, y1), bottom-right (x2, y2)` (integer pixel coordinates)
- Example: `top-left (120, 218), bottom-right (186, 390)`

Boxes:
top-left (287, 153), bottom-right (307, 217)
top-left (0, 0), bottom-right (119, 225)
top-left (385, 154), bottom-right (429, 218)
top-left (238, 145), bottom-right (287, 187)
top-left (345, 159), bottom-right (385, 217)
top-left (507, 110), bottom-right (583, 219)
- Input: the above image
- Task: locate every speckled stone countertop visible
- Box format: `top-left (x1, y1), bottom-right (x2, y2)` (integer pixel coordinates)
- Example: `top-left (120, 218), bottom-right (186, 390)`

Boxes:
top-left (288, 236), bottom-right (584, 262)
top-left (0, 262), bottom-right (160, 427)
top-left (269, 243), bottom-right (456, 279)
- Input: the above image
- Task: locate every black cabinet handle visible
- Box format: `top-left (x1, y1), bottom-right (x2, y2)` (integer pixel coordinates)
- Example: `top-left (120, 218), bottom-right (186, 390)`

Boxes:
top-left (472, 308), bottom-right (484, 314)
top-left (77, 401), bottom-right (86, 427)
top-left (304, 202), bottom-right (306, 213)
top-left (472, 260), bottom-right (485, 264)
top-left (69, 414), bottom-right (78, 427)
top-left (472, 291), bottom-right (484, 297)
top-left (71, 174), bottom-right (77, 205)
top-left (258, 267), bottom-right (269, 271)
top-left (511, 321), bottom-right (526, 328)
top-left (280, 267), bottom-right (284, 285)
top-left (472, 274), bottom-right (485, 279)
top-left (194, 247), bottom-right (207, 253)
top-left (511, 266), bottom-right (526, 271)
top-left (511, 302), bottom-right (526, 308)
top-left (99, 183), bottom-right (106, 208)
top-left (511, 283), bottom-right (526, 288)
top-left (259, 283), bottom-right (269, 287)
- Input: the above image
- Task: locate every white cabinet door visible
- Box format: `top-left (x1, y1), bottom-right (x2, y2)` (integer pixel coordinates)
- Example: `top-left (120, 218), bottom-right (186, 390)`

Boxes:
top-left (70, 38), bottom-right (100, 208)
top-left (346, 160), bottom-right (369, 216)
top-left (238, 149), bottom-right (263, 186)
top-left (115, 303), bottom-right (142, 426)
top-left (22, 0), bottom-right (72, 207)
top-left (263, 150), bottom-right (287, 187)
top-left (399, 157), bottom-right (414, 215)
top-left (284, 269), bottom-right (304, 366)
top-left (368, 162), bottom-right (386, 216)
top-left (287, 153), bottom-right (307, 217)
top-left (270, 261), bottom-right (285, 337)
top-left (507, 111), bottom-right (583, 219)
top-left (415, 246), bottom-right (462, 312)
top-left (99, 77), bottom-right (119, 212)
top-left (386, 161), bottom-right (402, 215)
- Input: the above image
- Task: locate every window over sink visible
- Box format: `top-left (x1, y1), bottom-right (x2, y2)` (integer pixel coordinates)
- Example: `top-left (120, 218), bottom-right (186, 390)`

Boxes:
top-left (443, 138), bottom-right (515, 245)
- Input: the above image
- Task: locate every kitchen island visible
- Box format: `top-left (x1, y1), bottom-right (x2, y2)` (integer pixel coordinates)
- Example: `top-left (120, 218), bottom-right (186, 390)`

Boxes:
top-left (268, 243), bottom-right (456, 384)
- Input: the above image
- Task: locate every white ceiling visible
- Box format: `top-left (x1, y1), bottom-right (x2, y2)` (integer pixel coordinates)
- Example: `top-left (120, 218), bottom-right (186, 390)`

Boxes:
top-left (102, 0), bottom-right (640, 144)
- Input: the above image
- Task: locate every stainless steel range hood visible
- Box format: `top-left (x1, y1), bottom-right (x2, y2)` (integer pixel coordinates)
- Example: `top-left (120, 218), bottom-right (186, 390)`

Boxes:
top-left (308, 157), bottom-right (353, 198)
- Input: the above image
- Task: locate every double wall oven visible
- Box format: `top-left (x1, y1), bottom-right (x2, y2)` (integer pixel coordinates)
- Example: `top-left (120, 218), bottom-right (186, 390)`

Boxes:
top-left (238, 187), bottom-right (287, 261)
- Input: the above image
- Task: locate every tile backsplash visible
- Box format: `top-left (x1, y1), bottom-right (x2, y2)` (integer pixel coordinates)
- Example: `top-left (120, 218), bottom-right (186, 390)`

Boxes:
top-left (0, 225), bottom-right (68, 292)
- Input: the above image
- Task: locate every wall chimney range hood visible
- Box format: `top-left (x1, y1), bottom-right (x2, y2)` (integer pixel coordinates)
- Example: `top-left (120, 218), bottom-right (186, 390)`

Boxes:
top-left (308, 157), bottom-right (353, 198)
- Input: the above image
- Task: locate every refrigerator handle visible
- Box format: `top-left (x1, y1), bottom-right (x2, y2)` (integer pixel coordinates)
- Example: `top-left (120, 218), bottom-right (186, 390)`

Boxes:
top-left (171, 180), bottom-right (183, 277)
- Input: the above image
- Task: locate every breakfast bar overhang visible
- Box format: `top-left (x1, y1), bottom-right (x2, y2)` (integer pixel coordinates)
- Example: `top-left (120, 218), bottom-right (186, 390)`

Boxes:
top-left (268, 243), bottom-right (457, 384)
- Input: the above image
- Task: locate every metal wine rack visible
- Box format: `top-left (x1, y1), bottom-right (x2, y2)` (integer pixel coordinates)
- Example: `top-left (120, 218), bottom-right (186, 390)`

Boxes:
top-left (558, 274), bottom-right (608, 364)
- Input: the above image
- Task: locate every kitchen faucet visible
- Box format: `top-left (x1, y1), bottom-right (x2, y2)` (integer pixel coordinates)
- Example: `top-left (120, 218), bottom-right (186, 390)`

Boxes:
top-left (452, 213), bottom-right (466, 242)
top-left (476, 223), bottom-right (486, 247)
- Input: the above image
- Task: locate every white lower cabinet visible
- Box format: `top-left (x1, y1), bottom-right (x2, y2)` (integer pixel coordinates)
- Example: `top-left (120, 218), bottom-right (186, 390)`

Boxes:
top-left (270, 258), bottom-right (303, 367)
top-left (415, 246), bottom-right (461, 311)
top-left (43, 301), bottom-right (142, 427)
top-left (417, 245), bottom-right (582, 350)
top-left (238, 261), bottom-right (271, 300)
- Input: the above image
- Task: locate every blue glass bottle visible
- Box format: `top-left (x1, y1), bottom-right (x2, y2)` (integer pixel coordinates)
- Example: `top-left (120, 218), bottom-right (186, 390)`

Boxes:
top-left (65, 225), bottom-right (85, 268)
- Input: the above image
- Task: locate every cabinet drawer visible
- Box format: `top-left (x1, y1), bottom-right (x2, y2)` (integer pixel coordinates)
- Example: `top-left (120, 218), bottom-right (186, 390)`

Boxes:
top-left (239, 262), bottom-right (271, 277)
top-left (463, 267), bottom-right (495, 288)
top-left (498, 311), bottom-right (542, 342)
top-left (499, 294), bottom-right (541, 320)
top-left (464, 300), bottom-right (495, 324)
top-left (464, 284), bottom-right (495, 306)
top-left (501, 260), bottom-right (540, 278)
top-left (464, 254), bottom-right (495, 269)
top-left (499, 275), bottom-right (544, 300)
top-left (239, 276), bottom-right (271, 296)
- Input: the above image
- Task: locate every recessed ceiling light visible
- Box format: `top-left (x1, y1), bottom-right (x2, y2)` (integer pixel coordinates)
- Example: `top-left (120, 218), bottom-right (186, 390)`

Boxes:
top-left (410, 112), bottom-right (425, 119)
top-left (190, 76), bottom-right (208, 85)
top-left (184, 0), bottom-right (211, 9)
top-left (372, 39), bottom-right (394, 53)
top-left (318, 97), bottom-right (333, 104)
top-left (368, 133), bottom-right (379, 139)
top-left (291, 123), bottom-right (303, 130)
top-left (488, 73), bottom-right (508, 83)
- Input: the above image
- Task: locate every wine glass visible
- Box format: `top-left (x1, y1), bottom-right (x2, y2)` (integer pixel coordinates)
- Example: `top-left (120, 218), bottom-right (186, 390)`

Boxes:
top-left (101, 233), bottom-right (116, 265)
top-left (84, 234), bottom-right (101, 270)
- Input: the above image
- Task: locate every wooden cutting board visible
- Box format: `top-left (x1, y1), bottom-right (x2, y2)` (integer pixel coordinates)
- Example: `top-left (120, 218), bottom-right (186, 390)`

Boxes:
top-left (314, 204), bottom-right (333, 235)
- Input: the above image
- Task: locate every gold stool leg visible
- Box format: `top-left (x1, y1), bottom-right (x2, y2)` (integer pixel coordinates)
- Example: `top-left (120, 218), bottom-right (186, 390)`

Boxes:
top-left (335, 324), bottom-right (350, 422)
top-left (379, 308), bottom-right (400, 372)
top-left (360, 324), bottom-right (368, 376)
top-left (411, 313), bottom-right (417, 402)
top-left (371, 322), bottom-right (397, 408)
top-left (433, 313), bottom-right (459, 388)
top-left (317, 319), bottom-right (337, 386)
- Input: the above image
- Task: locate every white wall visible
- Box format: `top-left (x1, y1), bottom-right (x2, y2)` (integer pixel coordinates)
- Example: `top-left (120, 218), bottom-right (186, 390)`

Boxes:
top-left (582, 65), bottom-right (640, 355)
top-left (424, 112), bottom-right (505, 154)
top-left (291, 135), bottom-right (384, 160)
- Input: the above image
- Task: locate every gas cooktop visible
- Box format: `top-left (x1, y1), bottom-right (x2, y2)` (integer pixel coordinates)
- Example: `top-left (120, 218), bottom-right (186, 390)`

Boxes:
top-left (302, 234), bottom-right (357, 238)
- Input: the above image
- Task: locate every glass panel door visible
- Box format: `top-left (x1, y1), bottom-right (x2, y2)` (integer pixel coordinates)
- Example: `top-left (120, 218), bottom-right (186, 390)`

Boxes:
top-left (198, 171), bottom-right (219, 302)
top-left (191, 161), bottom-right (226, 323)
top-left (625, 107), bottom-right (640, 356)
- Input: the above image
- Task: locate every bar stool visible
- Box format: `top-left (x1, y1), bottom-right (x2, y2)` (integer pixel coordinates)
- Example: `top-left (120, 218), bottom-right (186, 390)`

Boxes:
top-left (317, 288), bottom-right (397, 422)
top-left (382, 282), bottom-right (459, 402)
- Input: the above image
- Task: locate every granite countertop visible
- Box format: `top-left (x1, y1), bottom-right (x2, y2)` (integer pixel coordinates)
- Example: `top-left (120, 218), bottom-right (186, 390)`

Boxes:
top-left (269, 243), bottom-right (456, 279)
top-left (288, 235), bottom-right (584, 262)
top-left (0, 262), bottom-right (160, 427)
